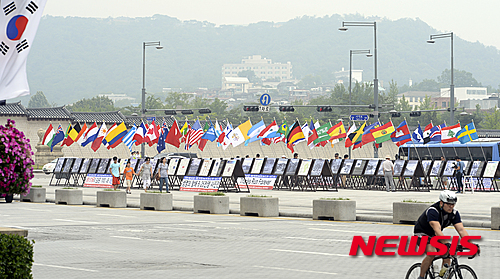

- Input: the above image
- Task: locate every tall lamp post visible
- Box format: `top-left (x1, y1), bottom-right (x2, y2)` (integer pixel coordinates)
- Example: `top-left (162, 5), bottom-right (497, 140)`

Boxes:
top-left (340, 21), bottom-right (379, 158)
top-left (348, 49), bottom-right (372, 159)
top-left (427, 32), bottom-right (454, 124)
top-left (141, 41), bottom-right (163, 158)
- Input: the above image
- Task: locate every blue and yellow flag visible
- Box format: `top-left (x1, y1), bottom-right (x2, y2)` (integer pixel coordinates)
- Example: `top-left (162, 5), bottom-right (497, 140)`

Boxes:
top-left (456, 122), bottom-right (478, 144)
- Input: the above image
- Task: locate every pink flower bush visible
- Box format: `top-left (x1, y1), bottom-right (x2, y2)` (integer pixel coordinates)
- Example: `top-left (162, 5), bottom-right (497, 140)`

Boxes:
top-left (0, 119), bottom-right (34, 195)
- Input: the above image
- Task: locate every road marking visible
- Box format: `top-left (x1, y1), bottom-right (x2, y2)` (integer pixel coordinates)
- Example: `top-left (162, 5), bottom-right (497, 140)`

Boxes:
top-left (303, 223), bottom-right (348, 227)
top-left (33, 263), bottom-right (97, 272)
top-left (110, 236), bottom-right (141, 240)
top-left (254, 265), bottom-right (337, 275)
top-left (309, 228), bottom-right (381, 234)
top-left (53, 219), bottom-right (99, 224)
top-left (97, 213), bottom-right (135, 218)
top-left (160, 227), bottom-right (208, 232)
top-left (285, 236), bottom-right (351, 242)
top-left (145, 239), bottom-right (172, 243)
top-left (482, 239), bottom-right (500, 242)
top-left (187, 220), bottom-right (240, 225)
top-left (270, 248), bottom-right (348, 257)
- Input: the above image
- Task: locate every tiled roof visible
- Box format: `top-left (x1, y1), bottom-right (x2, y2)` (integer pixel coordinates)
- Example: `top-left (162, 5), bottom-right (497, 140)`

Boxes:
top-left (72, 111), bottom-right (126, 124)
top-left (26, 106), bottom-right (72, 120)
top-left (0, 101), bottom-right (28, 116)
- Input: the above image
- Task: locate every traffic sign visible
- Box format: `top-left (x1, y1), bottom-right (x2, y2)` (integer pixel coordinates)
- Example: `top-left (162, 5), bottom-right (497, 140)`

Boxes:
top-left (350, 114), bottom-right (368, 121)
top-left (260, 94), bottom-right (271, 106)
top-left (259, 106), bottom-right (270, 112)
top-left (147, 116), bottom-right (156, 122)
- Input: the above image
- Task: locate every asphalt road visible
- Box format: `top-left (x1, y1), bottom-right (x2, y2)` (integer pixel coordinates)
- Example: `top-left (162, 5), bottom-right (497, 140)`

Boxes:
top-left (2, 201), bottom-right (499, 279)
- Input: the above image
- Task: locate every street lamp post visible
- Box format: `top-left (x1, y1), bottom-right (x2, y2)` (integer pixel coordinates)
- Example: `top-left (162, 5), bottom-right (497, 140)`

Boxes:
top-left (348, 49), bottom-right (372, 159)
top-left (340, 21), bottom-right (379, 158)
top-left (141, 41), bottom-right (163, 159)
top-left (427, 32), bottom-right (454, 124)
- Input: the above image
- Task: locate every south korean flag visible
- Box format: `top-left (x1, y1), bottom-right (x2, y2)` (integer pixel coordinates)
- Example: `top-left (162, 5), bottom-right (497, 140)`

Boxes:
top-left (0, 1), bottom-right (47, 100)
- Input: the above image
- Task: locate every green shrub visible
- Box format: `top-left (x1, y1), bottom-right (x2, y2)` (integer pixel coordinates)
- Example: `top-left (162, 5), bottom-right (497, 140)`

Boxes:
top-left (199, 192), bottom-right (225, 196)
top-left (402, 199), bottom-right (431, 203)
top-left (0, 234), bottom-right (34, 278)
top-left (31, 186), bottom-right (43, 188)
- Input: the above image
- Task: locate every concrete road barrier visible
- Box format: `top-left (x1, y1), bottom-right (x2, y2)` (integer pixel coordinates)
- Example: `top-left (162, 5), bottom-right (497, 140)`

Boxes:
top-left (55, 189), bottom-right (83, 205)
top-left (96, 191), bottom-right (126, 208)
top-left (240, 196), bottom-right (279, 217)
top-left (492, 207), bottom-right (500, 230)
top-left (393, 202), bottom-right (431, 224)
top-left (21, 187), bottom-right (46, 203)
top-left (140, 193), bottom-right (173, 211)
top-left (193, 195), bottom-right (229, 214)
top-left (313, 199), bottom-right (356, 221)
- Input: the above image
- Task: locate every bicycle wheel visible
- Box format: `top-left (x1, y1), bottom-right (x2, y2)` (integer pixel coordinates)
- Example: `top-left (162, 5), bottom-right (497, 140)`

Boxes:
top-left (446, 265), bottom-right (477, 279)
top-left (405, 263), bottom-right (431, 279)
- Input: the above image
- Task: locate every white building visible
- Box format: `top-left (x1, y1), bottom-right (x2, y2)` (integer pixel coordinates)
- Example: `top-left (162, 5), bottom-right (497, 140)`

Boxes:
top-left (221, 77), bottom-right (250, 93)
top-left (335, 67), bottom-right (363, 84)
top-left (222, 55), bottom-right (293, 84)
top-left (440, 87), bottom-right (489, 102)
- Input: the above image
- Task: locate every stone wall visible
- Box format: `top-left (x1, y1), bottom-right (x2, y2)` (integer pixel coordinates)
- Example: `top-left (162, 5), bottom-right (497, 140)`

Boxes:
top-left (0, 116), bottom-right (399, 162)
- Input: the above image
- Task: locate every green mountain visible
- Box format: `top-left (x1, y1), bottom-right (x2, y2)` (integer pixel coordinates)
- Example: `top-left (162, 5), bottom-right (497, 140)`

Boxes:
top-left (19, 14), bottom-right (500, 105)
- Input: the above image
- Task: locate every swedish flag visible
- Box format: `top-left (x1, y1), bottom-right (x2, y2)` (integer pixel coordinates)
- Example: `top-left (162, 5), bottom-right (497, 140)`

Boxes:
top-left (456, 122), bottom-right (478, 144)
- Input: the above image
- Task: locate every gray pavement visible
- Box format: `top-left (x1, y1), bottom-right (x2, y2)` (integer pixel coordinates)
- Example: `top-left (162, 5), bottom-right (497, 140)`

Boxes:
top-left (2, 200), bottom-right (499, 278)
top-left (31, 173), bottom-right (499, 227)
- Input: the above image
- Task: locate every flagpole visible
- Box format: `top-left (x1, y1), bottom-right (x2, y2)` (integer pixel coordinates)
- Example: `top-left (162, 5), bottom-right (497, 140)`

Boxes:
top-left (446, 120), bottom-right (459, 157)
top-left (437, 121), bottom-right (447, 160)
top-left (472, 119), bottom-right (487, 161)
top-left (406, 117), bottom-right (421, 161)
top-left (421, 121), bottom-right (433, 160)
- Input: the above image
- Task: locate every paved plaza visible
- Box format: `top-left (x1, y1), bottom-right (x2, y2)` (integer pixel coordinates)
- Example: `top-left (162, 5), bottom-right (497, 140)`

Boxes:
top-left (1, 173), bottom-right (499, 278)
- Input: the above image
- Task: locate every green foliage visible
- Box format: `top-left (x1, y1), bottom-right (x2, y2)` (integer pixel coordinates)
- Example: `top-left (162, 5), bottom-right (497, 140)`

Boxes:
top-left (0, 234), bottom-right (34, 279)
top-left (320, 197), bottom-right (350, 200)
top-left (31, 186), bottom-right (42, 188)
top-left (146, 94), bottom-right (165, 116)
top-left (480, 107), bottom-right (500, 129)
top-left (247, 195), bottom-right (271, 198)
top-left (25, 15), bottom-right (500, 105)
top-left (27, 91), bottom-right (51, 108)
top-left (68, 96), bottom-right (115, 112)
top-left (164, 92), bottom-right (192, 109)
top-left (417, 95), bottom-right (441, 125)
top-left (438, 69), bottom-right (482, 87)
top-left (198, 192), bottom-right (225, 196)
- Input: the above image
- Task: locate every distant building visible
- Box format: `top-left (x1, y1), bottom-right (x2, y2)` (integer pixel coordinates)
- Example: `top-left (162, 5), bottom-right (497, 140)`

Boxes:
top-left (335, 67), bottom-right (363, 84)
top-left (440, 87), bottom-right (489, 102)
top-left (98, 93), bottom-right (135, 103)
top-left (397, 91), bottom-right (440, 110)
top-left (221, 55), bottom-right (293, 85)
top-left (221, 77), bottom-right (250, 93)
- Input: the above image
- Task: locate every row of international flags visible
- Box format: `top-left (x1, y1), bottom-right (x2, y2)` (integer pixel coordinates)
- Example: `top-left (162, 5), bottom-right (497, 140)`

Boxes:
top-left (40, 117), bottom-right (479, 153)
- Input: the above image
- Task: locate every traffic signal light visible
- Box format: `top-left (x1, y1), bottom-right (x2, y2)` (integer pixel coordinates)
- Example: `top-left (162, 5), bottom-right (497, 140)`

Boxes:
top-left (164, 110), bottom-right (177, 115)
top-left (181, 110), bottom-right (194, 115)
top-left (369, 113), bottom-right (381, 118)
top-left (198, 108), bottom-right (211, 114)
top-left (317, 106), bottom-right (332, 112)
top-left (279, 106), bottom-right (295, 112)
top-left (409, 111), bottom-right (421, 117)
top-left (390, 112), bottom-right (401, 118)
top-left (243, 106), bottom-right (259, 112)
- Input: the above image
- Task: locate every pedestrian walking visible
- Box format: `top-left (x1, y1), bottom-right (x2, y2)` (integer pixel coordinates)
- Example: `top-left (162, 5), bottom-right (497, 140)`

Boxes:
top-left (138, 157), bottom-right (153, 193)
top-left (123, 161), bottom-right (135, 194)
top-left (382, 155), bottom-right (396, 192)
top-left (156, 157), bottom-right (169, 193)
top-left (454, 156), bottom-right (465, 193)
top-left (109, 156), bottom-right (121, 190)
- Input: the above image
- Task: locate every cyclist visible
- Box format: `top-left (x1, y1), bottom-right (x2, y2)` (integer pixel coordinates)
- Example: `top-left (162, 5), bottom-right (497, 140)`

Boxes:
top-left (413, 190), bottom-right (475, 279)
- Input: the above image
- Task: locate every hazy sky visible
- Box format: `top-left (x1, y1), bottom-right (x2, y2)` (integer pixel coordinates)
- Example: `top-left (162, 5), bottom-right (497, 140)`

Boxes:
top-left (44, 0), bottom-right (500, 49)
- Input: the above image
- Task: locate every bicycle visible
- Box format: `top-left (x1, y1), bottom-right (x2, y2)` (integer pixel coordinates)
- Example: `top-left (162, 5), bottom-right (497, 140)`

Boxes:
top-left (405, 244), bottom-right (479, 279)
